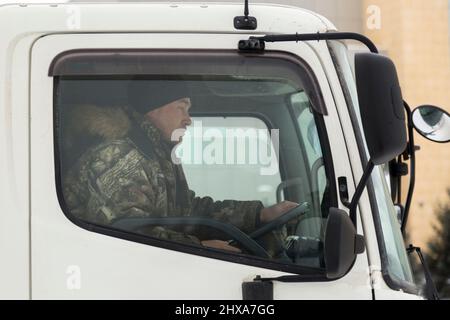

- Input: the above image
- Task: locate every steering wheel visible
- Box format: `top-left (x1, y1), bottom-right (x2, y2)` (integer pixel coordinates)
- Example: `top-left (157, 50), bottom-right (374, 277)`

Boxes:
top-left (111, 202), bottom-right (309, 259)
top-left (111, 216), bottom-right (271, 258)
top-left (229, 202), bottom-right (310, 245)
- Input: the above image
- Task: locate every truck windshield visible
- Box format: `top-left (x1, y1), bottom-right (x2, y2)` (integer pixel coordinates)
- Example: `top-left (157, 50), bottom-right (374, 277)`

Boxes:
top-left (328, 40), bottom-right (416, 291)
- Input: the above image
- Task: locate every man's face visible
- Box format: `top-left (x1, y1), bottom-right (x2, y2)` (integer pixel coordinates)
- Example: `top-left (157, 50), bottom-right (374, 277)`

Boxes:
top-left (145, 97), bottom-right (192, 143)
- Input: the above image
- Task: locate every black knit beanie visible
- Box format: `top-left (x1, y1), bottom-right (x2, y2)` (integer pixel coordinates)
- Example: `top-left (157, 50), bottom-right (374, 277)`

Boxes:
top-left (128, 80), bottom-right (190, 114)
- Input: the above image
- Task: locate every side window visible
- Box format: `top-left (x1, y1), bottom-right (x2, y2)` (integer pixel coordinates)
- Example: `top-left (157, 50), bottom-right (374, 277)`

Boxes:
top-left (55, 51), bottom-right (335, 273)
top-left (178, 117), bottom-right (282, 207)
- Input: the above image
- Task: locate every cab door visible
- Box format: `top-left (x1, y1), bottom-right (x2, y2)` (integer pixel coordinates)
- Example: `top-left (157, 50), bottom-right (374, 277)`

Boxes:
top-left (30, 33), bottom-right (371, 299)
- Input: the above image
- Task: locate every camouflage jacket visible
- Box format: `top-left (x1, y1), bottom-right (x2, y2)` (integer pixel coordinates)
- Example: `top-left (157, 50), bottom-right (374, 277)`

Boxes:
top-left (62, 106), bottom-right (263, 246)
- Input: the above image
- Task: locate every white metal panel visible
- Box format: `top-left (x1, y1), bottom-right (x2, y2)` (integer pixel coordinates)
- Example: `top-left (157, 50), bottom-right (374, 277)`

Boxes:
top-left (0, 34), bottom-right (37, 299)
top-left (0, 3), bottom-right (335, 36)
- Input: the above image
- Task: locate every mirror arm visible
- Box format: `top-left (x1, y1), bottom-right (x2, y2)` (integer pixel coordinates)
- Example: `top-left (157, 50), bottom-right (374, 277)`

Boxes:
top-left (401, 101), bottom-right (416, 234)
top-left (396, 154), bottom-right (403, 204)
top-left (349, 159), bottom-right (375, 229)
top-left (388, 155), bottom-right (408, 203)
top-left (395, 154), bottom-right (403, 204)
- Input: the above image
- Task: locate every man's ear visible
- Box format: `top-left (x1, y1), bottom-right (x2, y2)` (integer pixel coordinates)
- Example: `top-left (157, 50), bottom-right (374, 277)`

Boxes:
top-left (145, 108), bottom-right (159, 121)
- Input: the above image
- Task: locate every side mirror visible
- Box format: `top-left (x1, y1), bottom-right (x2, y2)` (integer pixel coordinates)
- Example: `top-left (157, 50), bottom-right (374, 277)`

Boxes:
top-left (412, 105), bottom-right (450, 143)
top-left (324, 208), bottom-right (365, 279)
top-left (355, 53), bottom-right (407, 165)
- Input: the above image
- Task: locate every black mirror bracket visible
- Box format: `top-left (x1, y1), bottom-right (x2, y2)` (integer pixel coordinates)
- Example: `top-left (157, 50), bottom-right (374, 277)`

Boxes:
top-left (400, 102), bottom-right (416, 234)
top-left (390, 159), bottom-right (408, 177)
top-left (391, 102), bottom-right (420, 225)
top-left (338, 176), bottom-right (351, 209)
top-left (349, 159), bottom-right (375, 229)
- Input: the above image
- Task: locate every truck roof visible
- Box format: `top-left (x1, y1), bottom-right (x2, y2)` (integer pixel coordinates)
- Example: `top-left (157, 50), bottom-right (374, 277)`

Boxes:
top-left (0, 2), bottom-right (337, 37)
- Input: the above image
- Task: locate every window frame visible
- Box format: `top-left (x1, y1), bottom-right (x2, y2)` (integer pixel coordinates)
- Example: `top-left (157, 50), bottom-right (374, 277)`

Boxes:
top-left (53, 49), bottom-right (338, 278)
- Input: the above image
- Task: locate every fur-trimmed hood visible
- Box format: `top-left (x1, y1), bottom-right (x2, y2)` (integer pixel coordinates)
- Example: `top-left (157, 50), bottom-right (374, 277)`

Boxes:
top-left (62, 104), bottom-right (136, 159)
top-left (65, 104), bottom-right (132, 141)
top-left (62, 104), bottom-right (169, 163)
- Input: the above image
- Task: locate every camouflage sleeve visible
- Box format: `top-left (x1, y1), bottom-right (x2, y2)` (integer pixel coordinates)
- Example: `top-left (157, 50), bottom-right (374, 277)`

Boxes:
top-left (189, 191), bottom-right (264, 235)
top-left (65, 141), bottom-right (202, 245)
top-left (133, 226), bottom-right (202, 245)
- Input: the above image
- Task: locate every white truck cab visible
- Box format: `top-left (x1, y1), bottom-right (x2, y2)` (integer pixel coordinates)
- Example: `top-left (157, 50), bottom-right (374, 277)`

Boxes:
top-left (0, 2), bottom-right (448, 300)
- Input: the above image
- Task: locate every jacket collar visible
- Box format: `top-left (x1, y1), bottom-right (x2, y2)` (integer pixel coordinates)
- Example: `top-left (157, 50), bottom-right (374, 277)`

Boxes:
top-left (129, 111), bottom-right (174, 160)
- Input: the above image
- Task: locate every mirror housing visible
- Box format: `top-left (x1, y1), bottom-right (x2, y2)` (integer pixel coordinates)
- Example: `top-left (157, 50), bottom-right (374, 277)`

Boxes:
top-left (355, 53), bottom-right (407, 165)
top-left (412, 105), bottom-right (450, 143)
top-left (324, 208), bottom-right (365, 279)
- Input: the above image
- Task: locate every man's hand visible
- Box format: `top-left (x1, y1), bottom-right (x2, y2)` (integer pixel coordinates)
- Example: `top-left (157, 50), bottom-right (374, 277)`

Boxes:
top-left (201, 240), bottom-right (242, 253)
top-left (259, 200), bottom-right (299, 223)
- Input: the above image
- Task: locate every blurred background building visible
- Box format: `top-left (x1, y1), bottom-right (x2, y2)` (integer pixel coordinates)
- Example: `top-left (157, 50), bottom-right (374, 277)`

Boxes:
top-left (362, 0), bottom-right (450, 254)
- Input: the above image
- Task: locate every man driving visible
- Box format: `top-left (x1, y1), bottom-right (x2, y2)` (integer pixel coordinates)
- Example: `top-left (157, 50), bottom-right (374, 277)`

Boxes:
top-left (62, 80), bottom-right (297, 253)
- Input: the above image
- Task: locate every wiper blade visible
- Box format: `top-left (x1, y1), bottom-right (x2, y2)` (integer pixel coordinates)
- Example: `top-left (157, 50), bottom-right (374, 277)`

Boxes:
top-left (407, 244), bottom-right (440, 300)
top-left (239, 31), bottom-right (379, 53)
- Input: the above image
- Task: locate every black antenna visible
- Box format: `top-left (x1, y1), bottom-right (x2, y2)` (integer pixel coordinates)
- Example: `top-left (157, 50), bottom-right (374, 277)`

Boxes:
top-left (234, 0), bottom-right (257, 30)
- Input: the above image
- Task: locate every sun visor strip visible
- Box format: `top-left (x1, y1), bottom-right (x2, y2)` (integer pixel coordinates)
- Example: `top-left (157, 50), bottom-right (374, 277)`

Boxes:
top-left (49, 49), bottom-right (327, 115)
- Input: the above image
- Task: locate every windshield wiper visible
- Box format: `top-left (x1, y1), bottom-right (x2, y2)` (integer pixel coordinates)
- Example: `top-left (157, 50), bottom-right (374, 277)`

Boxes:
top-left (407, 244), bottom-right (440, 300)
top-left (239, 32), bottom-right (379, 53)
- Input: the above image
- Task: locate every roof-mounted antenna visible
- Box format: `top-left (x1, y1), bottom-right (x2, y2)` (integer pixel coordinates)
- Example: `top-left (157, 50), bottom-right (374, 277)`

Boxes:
top-left (234, 0), bottom-right (257, 30)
